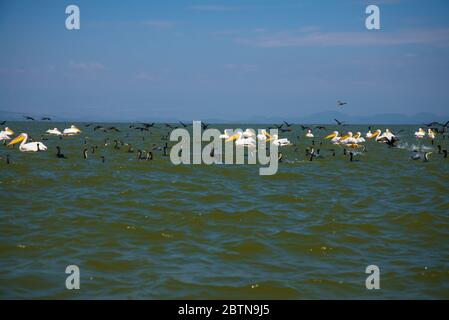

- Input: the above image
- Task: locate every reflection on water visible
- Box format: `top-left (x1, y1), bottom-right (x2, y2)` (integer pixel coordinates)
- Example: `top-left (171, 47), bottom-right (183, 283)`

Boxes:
top-left (1, 122), bottom-right (448, 299)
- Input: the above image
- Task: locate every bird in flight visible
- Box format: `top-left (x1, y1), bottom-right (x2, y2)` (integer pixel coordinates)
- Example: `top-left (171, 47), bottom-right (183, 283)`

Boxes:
top-left (337, 100), bottom-right (347, 107)
top-left (334, 119), bottom-right (345, 126)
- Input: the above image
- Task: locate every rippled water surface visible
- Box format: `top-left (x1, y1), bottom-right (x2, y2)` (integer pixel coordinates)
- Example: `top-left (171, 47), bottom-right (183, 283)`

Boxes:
top-left (1, 122), bottom-right (448, 299)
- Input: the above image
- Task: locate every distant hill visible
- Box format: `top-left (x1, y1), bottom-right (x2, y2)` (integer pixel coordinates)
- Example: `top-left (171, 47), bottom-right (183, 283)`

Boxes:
top-left (233, 111), bottom-right (447, 125)
top-left (1, 109), bottom-right (447, 124)
top-left (296, 111), bottom-right (447, 125)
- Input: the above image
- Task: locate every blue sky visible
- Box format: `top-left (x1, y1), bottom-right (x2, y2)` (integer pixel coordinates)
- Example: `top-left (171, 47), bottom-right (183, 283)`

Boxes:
top-left (1, 0), bottom-right (449, 122)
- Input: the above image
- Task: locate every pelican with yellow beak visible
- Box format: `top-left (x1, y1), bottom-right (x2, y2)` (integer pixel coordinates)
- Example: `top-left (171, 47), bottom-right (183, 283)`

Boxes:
top-left (325, 131), bottom-right (341, 143)
top-left (427, 128), bottom-right (436, 139)
top-left (414, 128), bottom-right (425, 138)
top-left (219, 130), bottom-right (231, 139)
top-left (226, 131), bottom-right (256, 147)
top-left (262, 131), bottom-right (291, 146)
top-left (354, 132), bottom-right (365, 143)
top-left (256, 129), bottom-right (270, 141)
top-left (0, 127), bottom-right (14, 141)
top-left (368, 129), bottom-right (381, 140)
top-left (377, 129), bottom-right (396, 142)
top-left (7, 133), bottom-right (47, 152)
top-left (339, 132), bottom-right (357, 144)
top-left (63, 125), bottom-right (81, 136)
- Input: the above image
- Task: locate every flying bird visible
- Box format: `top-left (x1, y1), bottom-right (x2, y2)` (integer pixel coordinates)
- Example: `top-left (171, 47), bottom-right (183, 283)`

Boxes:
top-left (273, 124), bottom-right (284, 129)
top-left (337, 100), bottom-right (347, 107)
top-left (334, 119), bottom-right (345, 126)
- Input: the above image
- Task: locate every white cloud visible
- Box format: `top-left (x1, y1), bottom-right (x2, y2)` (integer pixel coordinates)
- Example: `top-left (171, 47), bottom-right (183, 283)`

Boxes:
top-left (236, 28), bottom-right (449, 48)
top-left (142, 20), bottom-right (176, 29)
top-left (136, 71), bottom-right (155, 81)
top-left (69, 61), bottom-right (106, 72)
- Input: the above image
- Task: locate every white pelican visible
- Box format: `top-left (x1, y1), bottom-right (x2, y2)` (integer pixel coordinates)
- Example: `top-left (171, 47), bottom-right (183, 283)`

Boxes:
top-left (354, 132), bottom-right (365, 143)
top-left (219, 130), bottom-right (230, 139)
top-left (368, 129), bottom-right (382, 140)
top-left (262, 131), bottom-right (291, 146)
top-left (427, 128), bottom-right (436, 139)
top-left (226, 131), bottom-right (256, 147)
top-left (340, 132), bottom-right (357, 144)
top-left (305, 129), bottom-right (314, 138)
top-left (414, 128), bottom-right (425, 138)
top-left (46, 128), bottom-right (63, 136)
top-left (0, 127), bottom-right (14, 141)
top-left (7, 133), bottom-right (47, 152)
top-left (377, 129), bottom-right (396, 143)
top-left (63, 125), bottom-right (81, 135)
top-left (242, 129), bottom-right (255, 138)
top-left (267, 134), bottom-right (291, 146)
top-left (325, 131), bottom-right (341, 143)
top-left (366, 130), bottom-right (373, 138)
top-left (256, 129), bottom-right (269, 141)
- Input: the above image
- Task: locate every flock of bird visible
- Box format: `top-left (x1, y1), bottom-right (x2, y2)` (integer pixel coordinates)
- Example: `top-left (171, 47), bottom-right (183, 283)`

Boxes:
top-left (0, 117), bottom-right (448, 165)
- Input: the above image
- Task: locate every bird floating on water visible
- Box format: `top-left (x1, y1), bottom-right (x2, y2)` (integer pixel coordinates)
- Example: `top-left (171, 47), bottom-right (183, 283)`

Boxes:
top-left (63, 125), bottom-right (81, 136)
top-left (305, 129), bottom-right (314, 138)
top-left (410, 150), bottom-right (432, 162)
top-left (46, 128), bottom-right (63, 136)
top-left (226, 131), bottom-right (256, 147)
top-left (8, 133), bottom-right (47, 152)
top-left (414, 128), bottom-right (426, 138)
top-left (56, 146), bottom-right (67, 159)
top-left (0, 127), bottom-right (14, 141)
top-left (325, 131), bottom-right (341, 144)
